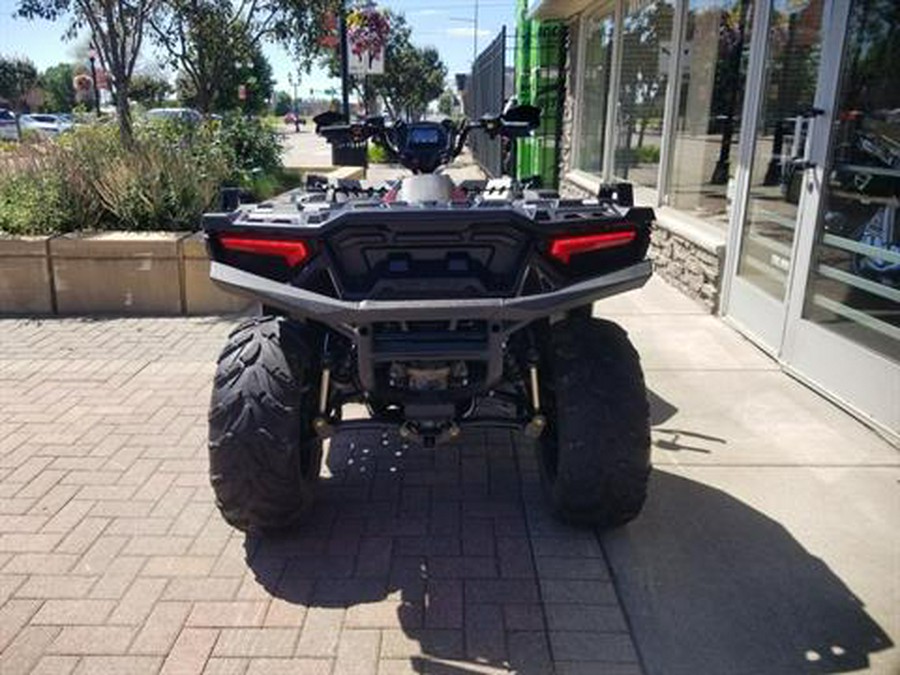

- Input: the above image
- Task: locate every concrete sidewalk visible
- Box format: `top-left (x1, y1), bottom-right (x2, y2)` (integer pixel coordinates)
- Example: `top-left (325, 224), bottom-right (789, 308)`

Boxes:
top-left (0, 277), bottom-right (896, 674)
top-left (281, 129), bottom-right (334, 171)
top-left (593, 280), bottom-right (899, 674)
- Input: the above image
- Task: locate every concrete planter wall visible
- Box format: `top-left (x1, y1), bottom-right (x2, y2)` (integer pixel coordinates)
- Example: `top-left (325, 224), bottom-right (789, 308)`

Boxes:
top-left (51, 232), bottom-right (184, 315)
top-left (0, 236), bottom-right (55, 315)
top-left (181, 232), bottom-right (252, 315)
top-left (0, 232), bottom-right (252, 317)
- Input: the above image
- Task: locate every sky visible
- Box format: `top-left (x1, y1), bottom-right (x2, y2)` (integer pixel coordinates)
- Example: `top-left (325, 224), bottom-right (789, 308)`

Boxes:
top-left (0, 0), bottom-right (515, 100)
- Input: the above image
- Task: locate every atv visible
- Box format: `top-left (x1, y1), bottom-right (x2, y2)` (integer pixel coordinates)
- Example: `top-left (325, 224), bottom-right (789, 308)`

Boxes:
top-left (202, 105), bottom-right (655, 532)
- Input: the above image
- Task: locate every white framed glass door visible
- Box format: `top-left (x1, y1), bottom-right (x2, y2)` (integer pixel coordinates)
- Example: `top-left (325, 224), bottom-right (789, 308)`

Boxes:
top-left (781, 0), bottom-right (900, 435)
top-left (723, 0), bottom-right (828, 353)
top-left (725, 0), bottom-right (899, 436)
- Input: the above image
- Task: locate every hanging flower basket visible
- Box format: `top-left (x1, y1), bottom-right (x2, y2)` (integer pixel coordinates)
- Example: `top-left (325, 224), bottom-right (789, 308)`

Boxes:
top-left (319, 11), bottom-right (339, 49)
top-left (73, 73), bottom-right (93, 93)
top-left (346, 5), bottom-right (390, 65)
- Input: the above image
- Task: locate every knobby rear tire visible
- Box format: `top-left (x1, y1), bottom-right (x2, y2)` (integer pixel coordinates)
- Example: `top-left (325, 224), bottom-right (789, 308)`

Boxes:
top-left (208, 316), bottom-right (322, 533)
top-left (537, 316), bottom-right (652, 528)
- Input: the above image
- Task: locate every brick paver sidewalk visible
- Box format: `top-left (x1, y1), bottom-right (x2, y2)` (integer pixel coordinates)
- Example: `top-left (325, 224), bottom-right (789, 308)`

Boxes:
top-left (0, 318), bottom-right (640, 675)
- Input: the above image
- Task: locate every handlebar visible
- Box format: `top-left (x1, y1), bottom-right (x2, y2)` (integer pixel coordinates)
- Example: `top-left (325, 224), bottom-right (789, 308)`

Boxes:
top-left (313, 104), bottom-right (541, 174)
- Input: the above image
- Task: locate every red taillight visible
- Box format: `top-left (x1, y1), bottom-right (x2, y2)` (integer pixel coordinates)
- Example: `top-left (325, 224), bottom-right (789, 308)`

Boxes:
top-left (219, 235), bottom-right (310, 267)
top-left (549, 230), bottom-right (636, 264)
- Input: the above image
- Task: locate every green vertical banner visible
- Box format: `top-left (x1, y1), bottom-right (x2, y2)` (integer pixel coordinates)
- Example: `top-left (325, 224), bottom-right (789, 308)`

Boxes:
top-left (515, 0), bottom-right (532, 181)
top-left (514, 0), bottom-right (565, 188)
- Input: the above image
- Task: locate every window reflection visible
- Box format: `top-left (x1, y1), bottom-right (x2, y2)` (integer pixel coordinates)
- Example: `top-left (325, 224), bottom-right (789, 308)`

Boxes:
top-left (613, 0), bottom-right (675, 188)
top-left (668, 0), bottom-right (754, 227)
top-left (736, 0), bottom-right (823, 301)
top-left (577, 11), bottom-right (615, 174)
top-left (803, 0), bottom-right (900, 360)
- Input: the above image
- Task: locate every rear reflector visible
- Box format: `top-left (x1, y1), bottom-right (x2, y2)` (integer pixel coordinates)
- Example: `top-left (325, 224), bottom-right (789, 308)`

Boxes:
top-left (219, 235), bottom-right (309, 267)
top-left (549, 230), bottom-right (636, 264)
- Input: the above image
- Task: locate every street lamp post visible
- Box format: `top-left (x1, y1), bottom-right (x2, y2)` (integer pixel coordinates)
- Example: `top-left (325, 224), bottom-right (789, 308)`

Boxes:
top-left (288, 72), bottom-right (300, 133)
top-left (450, 0), bottom-right (480, 65)
top-left (338, 0), bottom-right (351, 121)
top-left (235, 59), bottom-right (250, 116)
top-left (88, 47), bottom-right (101, 115)
top-left (451, 0), bottom-right (480, 121)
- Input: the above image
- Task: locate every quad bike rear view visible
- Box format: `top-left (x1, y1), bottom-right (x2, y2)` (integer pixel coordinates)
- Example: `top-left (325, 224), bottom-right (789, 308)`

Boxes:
top-left (203, 105), bottom-right (654, 532)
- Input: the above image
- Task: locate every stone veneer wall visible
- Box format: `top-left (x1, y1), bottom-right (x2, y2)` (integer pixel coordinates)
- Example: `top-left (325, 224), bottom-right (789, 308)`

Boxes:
top-left (559, 19), bottom-right (579, 182)
top-left (649, 228), bottom-right (722, 312)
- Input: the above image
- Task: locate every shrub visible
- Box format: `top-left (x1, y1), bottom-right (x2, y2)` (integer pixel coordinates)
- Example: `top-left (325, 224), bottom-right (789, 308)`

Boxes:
top-left (0, 114), bottom-right (285, 235)
top-left (50, 121), bottom-right (233, 231)
top-left (636, 144), bottom-right (661, 164)
top-left (614, 144), bottom-right (661, 170)
top-left (247, 168), bottom-right (304, 201)
top-left (215, 113), bottom-right (283, 185)
top-left (0, 166), bottom-right (67, 236)
top-left (367, 141), bottom-right (390, 164)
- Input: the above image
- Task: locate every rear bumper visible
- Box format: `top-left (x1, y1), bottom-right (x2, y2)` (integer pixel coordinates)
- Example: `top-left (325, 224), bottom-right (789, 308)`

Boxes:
top-left (211, 259), bottom-right (651, 392)
top-left (210, 259), bottom-right (652, 329)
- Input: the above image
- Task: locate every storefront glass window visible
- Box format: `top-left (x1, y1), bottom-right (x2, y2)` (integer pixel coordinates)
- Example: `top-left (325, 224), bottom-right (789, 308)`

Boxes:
top-left (802, 0), bottom-right (900, 361)
top-left (668, 0), bottom-right (754, 227)
top-left (613, 0), bottom-right (675, 188)
top-left (577, 10), bottom-right (616, 174)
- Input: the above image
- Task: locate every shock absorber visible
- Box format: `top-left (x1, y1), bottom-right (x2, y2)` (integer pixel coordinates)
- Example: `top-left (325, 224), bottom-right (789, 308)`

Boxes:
top-left (524, 343), bottom-right (546, 439)
top-left (319, 367), bottom-right (331, 415)
top-left (312, 335), bottom-right (334, 438)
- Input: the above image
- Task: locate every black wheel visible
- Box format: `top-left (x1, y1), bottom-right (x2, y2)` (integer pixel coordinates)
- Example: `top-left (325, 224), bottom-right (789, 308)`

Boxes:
top-left (536, 316), bottom-right (651, 527)
top-left (208, 316), bottom-right (322, 533)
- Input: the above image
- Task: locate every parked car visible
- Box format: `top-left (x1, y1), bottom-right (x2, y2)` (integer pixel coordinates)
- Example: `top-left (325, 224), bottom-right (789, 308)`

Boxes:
top-left (0, 109), bottom-right (19, 141)
top-left (146, 108), bottom-right (202, 124)
top-left (19, 114), bottom-right (73, 137)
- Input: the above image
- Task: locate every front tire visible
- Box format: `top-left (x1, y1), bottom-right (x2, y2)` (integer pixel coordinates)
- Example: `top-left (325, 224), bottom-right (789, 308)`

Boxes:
top-left (208, 316), bottom-right (322, 533)
top-left (537, 317), bottom-right (651, 527)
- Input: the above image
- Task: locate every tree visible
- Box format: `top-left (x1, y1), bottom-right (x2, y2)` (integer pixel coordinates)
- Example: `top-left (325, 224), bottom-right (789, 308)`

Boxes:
top-left (374, 42), bottom-right (445, 121)
top-left (38, 63), bottom-right (76, 112)
top-left (0, 57), bottom-right (39, 111)
top-left (148, 0), bottom-right (335, 114)
top-left (130, 72), bottom-right (171, 106)
top-left (150, 0), bottom-right (241, 113)
top-left (709, 0), bottom-right (751, 184)
top-left (438, 90), bottom-right (456, 118)
top-left (175, 40), bottom-right (273, 113)
top-left (214, 44), bottom-right (274, 113)
top-left (273, 91), bottom-right (292, 116)
top-left (16, 0), bottom-right (157, 145)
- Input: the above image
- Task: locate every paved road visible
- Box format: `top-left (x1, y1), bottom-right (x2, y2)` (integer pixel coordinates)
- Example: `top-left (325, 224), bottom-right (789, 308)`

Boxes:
top-left (281, 129), bottom-right (334, 171)
top-left (0, 278), bottom-right (897, 674)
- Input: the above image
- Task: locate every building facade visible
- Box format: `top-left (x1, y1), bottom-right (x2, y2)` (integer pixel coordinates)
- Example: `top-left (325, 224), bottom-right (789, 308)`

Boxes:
top-left (525, 0), bottom-right (899, 436)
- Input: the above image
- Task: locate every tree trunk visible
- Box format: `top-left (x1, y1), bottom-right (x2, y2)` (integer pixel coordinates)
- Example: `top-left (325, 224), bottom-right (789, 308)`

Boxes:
top-left (195, 83), bottom-right (212, 114)
top-left (114, 80), bottom-right (134, 147)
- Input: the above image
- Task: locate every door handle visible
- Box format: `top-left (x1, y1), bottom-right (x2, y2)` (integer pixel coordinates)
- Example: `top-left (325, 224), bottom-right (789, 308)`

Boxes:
top-left (790, 110), bottom-right (821, 170)
top-left (791, 159), bottom-right (816, 170)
